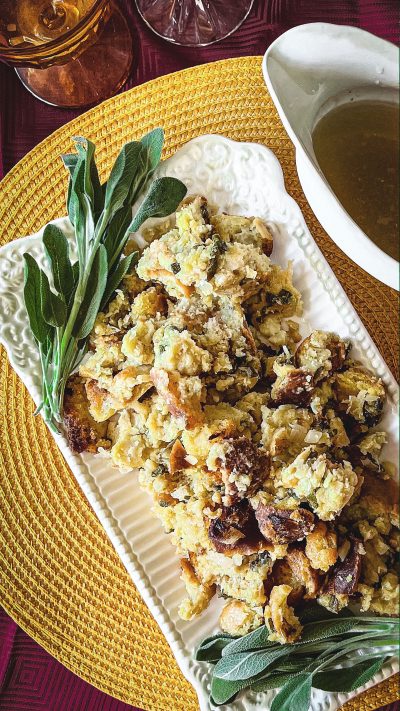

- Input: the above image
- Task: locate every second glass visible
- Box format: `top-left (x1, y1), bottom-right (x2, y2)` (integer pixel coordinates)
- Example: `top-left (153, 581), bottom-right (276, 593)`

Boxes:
top-left (135, 0), bottom-right (255, 46)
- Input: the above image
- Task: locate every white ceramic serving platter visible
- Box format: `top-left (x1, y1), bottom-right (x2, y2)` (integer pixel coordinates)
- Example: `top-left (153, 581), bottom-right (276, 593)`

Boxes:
top-left (0, 135), bottom-right (398, 711)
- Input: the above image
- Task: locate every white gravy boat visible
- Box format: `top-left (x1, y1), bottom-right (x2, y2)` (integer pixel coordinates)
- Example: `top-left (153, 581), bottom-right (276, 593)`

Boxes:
top-left (262, 23), bottom-right (399, 290)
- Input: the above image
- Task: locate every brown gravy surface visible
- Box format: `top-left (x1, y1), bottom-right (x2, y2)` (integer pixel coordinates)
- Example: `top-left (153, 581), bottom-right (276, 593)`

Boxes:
top-left (312, 100), bottom-right (399, 261)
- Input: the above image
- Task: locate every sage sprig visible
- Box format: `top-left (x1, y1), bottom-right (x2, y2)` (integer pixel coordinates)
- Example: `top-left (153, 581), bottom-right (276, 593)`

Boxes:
top-left (23, 129), bottom-right (187, 431)
top-left (195, 606), bottom-right (399, 709)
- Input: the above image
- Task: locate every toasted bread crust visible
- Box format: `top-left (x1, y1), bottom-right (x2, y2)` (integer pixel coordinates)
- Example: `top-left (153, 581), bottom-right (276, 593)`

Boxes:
top-left (64, 375), bottom-right (109, 453)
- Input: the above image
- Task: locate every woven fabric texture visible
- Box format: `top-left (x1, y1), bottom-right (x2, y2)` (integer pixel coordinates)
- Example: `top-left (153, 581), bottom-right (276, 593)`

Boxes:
top-left (0, 57), bottom-right (398, 711)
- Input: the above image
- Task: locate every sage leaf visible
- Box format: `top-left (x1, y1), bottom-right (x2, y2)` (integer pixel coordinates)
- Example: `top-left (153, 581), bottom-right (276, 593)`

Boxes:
top-left (214, 647), bottom-right (291, 682)
top-left (298, 603), bottom-right (351, 624)
top-left (80, 192), bottom-right (95, 253)
top-left (101, 252), bottom-right (138, 310)
top-left (61, 153), bottom-right (79, 176)
top-left (104, 141), bottom-right (143, 217)
top-left (210, 677), bottom-right (246, 705)
top-left (73, 136), bottom-right (103, 218)
top-left (43, 224), bottom-right (74, 302)
top-left (74, 137), bottom-right (95, 203)
top-left (102, 206), bottom-right (132, 268)
top-left (274, 657), bottom-right (315, 673)
top-left (68, 152), bottom-right (87, 227)
top-left (195, 634), bottom-right (234, 663)
top-left (72, 244), bottom-right (107, 339)
top-left (128, 176), bottom-right (187, 232)
top-left (270, 672), bottom-right (312, 711)
top-left (299, 618), bottom-right (357, 644)
top-left (23, 254), bottom-right (51, 344)
top-left (313, 657), bottom-right (386, 692)
top-left (251, 671), bottom-right (298, 692)
top-left (71, 261), bottom-right (80, 285)
top-left (40, 269), bottom-right (67, 328)
top-left (222, 625), bottom-right (273, 657)
top-left (140, 127), bottom-right (164, 177)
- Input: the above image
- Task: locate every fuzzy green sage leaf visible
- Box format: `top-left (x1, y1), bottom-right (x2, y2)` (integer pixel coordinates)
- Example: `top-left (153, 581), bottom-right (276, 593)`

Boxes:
top-left (42, 224), bottom-right (74, 303)
top-left (221, 624), bottom-right (273, 657)
top-left (214, 647), bottom-right (291, 682)
top-left (195, 633), bottom-right (234, 663)
top-left (313, 657), bottom-right (387, 693)
top-left (129, 176), bottom-right (187, 232)
top-left (23, 253), bottom-right (51, 344)
top-left (210, 677), bottom-right (248, 705)
top-left (270, 672), bottom-right (312, 711)
top-left (40, 269), bottom-right (67, 328)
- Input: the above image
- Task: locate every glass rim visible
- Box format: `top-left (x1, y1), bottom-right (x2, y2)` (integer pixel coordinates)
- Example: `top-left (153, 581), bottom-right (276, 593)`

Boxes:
top-left (0, 0), bottom-right (109, 58)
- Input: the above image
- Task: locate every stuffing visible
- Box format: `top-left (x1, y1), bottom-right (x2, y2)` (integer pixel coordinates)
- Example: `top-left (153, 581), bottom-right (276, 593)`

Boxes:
top-left (305, 522), bottom-right (338, 572)
top-left (255, 504), bottom-right (315, 544)
top-left (153, 324), bottom-right (212, 375)
top-left (63, 375), bottom-right (109, 453)
top-left (219, 600), bottom-right (263, 636)
top-left (284, 546), bottom-right (320, 598)
top-left (181, 403), bottom-right (254, 463)
top-left (207, 437), bottom-right (269, 505)
top-left (318, 591), bottom-right (350, 614)
top-left (121, 320), bottom-right (157, 365)
top-left (279, 448), bottom-right (359, 521)
top-left (357, 431), bottom-right (387, 457)
top-left (270, 359), bottom-right (314, 407)
top-left (255, 314), bottom-right (302, 351)
top-left (80, 338), bottom-right (123, 389)
top-left (208, 500), bottom-right (268, 556)
top-left (343, 473), bottom-right (399, 529)
top-left (295, 330), bottom-right (349, 381)
top-left (64, 195), bottom-right (397, 638)
top-left (150, 368), bottom-right (204, 429)
top-left (323, 537), bottom-right (364, 595)
top-left (358, 573), bottom-right (399, 615)
top-left (194, 548), bottom-right (271, 607)
top-left (261, 404), bottom-right (314, 462)
top-left (179, 558), bottom-right (216, 620)
top-left (85, 379), bottom-right (117, 422)
top-left (267, 559), bottom-right (304, 605)
top-left (210, 213), bottom-right (273, 256)
top-left (137, 195), bottom-right (272, 301)
top-left (264, 585), bottom-right (303, 643)
top-left (334, 365), bottom-right (385, 426)
top-left (244, 263), bottom-right (303, 321)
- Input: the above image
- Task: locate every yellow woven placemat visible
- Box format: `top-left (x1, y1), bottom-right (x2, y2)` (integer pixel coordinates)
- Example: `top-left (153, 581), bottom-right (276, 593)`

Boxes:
top-left (0, 57), bottom-right (398, 711)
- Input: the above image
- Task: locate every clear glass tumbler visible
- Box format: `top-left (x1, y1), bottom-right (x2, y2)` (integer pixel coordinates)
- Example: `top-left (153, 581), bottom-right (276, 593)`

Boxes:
top-left (135, 0), bottom-right (255, 46)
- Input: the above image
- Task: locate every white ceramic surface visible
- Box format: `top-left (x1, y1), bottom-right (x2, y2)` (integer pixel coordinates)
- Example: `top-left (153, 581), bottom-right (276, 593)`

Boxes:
top-left (0, 136), bottom-right (398, 711)
top-left (262, 23), bottom-right (399, 290)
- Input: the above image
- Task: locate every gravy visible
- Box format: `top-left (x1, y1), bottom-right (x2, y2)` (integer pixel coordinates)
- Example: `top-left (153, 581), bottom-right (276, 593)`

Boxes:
top-left (312, 100), bottom-right (399, 261)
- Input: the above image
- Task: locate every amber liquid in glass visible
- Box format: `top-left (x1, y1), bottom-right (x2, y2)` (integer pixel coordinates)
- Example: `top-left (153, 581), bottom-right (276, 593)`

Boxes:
top-left (0, 0), bottom-right (133, 108)
top-left (1, 0), bottom-right (94, 46)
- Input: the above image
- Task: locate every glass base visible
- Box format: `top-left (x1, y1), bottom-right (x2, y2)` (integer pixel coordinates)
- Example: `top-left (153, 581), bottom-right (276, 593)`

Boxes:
top-left (135, 0), bottom-right (254, 46)
top-left (16, 5), bottom-right (133, 108)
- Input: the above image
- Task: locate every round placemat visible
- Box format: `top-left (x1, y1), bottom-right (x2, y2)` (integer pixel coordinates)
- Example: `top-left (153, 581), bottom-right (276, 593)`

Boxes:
top-left (0, 57), bottom-right (398, 711)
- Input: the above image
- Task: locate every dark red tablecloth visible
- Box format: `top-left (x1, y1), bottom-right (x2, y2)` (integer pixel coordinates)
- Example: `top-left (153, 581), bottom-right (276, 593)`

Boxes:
top-left (0, 1), bottom-right (399, 709)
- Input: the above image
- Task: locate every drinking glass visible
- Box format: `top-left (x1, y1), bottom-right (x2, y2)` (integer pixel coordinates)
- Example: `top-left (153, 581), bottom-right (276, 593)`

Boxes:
top-left (0, 0), bottom-right (133, 107)
top-left (135, 0), bottom-right (254, 46)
